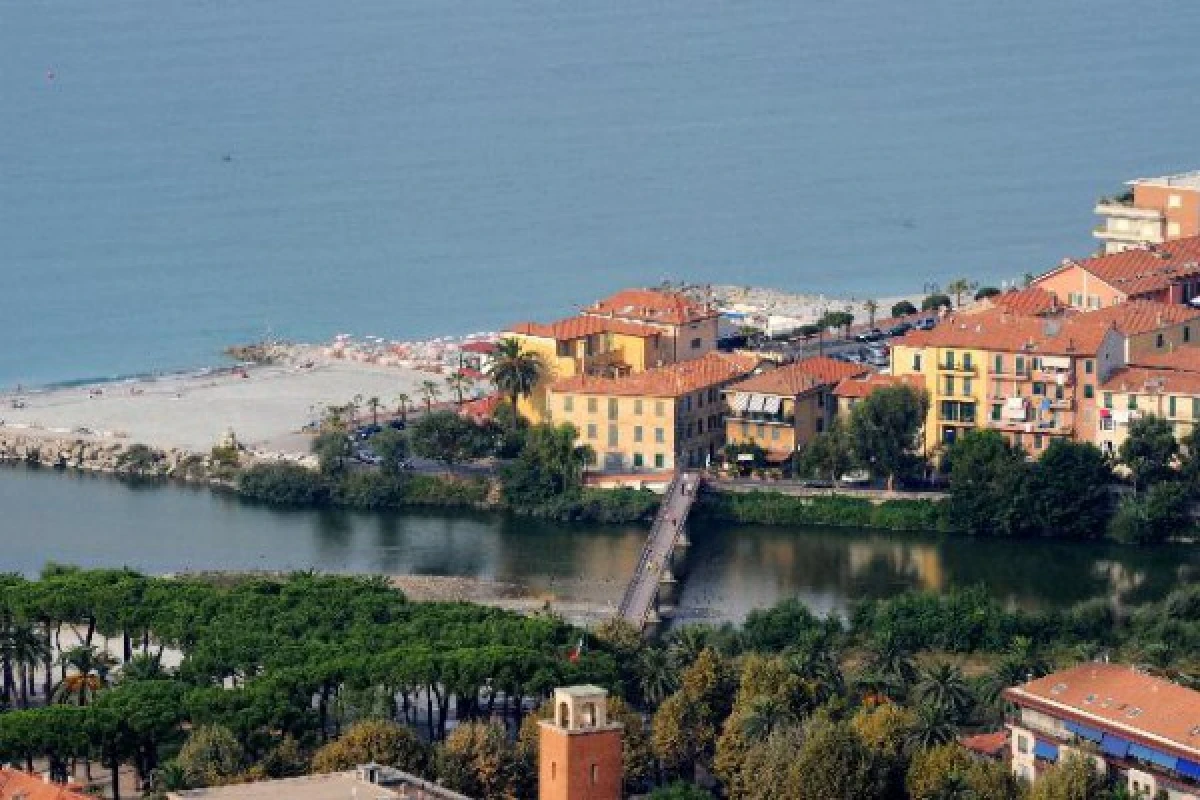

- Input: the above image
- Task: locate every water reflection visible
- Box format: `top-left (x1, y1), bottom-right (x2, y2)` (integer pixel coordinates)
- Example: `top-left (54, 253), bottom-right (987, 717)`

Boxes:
top-left (1, 465), bottom-right (1195, 624)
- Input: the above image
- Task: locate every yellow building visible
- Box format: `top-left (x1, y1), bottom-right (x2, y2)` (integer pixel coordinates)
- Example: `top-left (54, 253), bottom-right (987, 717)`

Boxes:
top-left (547, 352), bottom-right (762, 472)
top-left (890, 309), bottom-right (1125, 456)
top-left (504, 288), bottom-right (721, 424)
top-left (1095, 349), bottom-right (1200, 455)
top-left (722, 357), bottom-right (869, 462)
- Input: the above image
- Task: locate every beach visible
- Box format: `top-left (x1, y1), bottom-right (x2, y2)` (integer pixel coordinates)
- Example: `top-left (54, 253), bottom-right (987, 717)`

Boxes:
top-left (0, 347), bottom-right (440, 456)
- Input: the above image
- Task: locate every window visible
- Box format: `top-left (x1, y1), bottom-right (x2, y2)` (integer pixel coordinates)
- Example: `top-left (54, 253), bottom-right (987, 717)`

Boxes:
top-left (696, 419), bottom-right (704, 434)
top-left (1103, 392), bottom-right (1113, 409)
top-left (655, 401), bottom-right (664, 416)
top-left (816, 418), bottom-right (824, 433)
top-left (991, 404), bottom-right (1002, 422)
top-left (654, 427), bottom-right (665, 443)
top-left (1187, 326), bottom-right (1193, 344)
top-left (1170, 396), bottom-right (1178, 417)
top-left (654, 453), bottom-right (665, 468)
top-left (1015, 356), bottom-right (1025, 375)
top-left (1157, 333), bottom-right (1165, 348)
top-left (756, 424), bottom-right (766, 438)
top-left (685, 396), bottom-right (692, 412)
top-left (1034, 433), bottom-right (1043, 449)
top-left (709, 388), bottom-right (717, 403)
top-left (940, 400), bottom-right (958, 421)
top-left (1084, 384), bottom-right (1094, 399)
top-left (1018, 735), bottom-right (1029, 755)
top-left (1194, 398), bottom-right (1200, 419)
top-left (741, 422), bottom-right (749, 436)
top-left (1128, 395), bottom-right (1138, 410)
top-left (944, 351), bottom-right (956, 369)
top-left (1085, 359), bottom-right (1094, 375)
top-left (697, 391), bottom-right (704, 408)
top-left (994, 354), bottom-right (1003, 373)
top-left (766, 426), bottom-right (777, 441)
top-left (608, 398), bottom-right (618, 420)
top-left (817, 392), bottom-right (825, 408)
top-left (607, 425), bottom-right (618, 446)
top-left (1033, 382), bottom-right (1045, 396)
top-left (591, 764), bottom-right (598, 786)
top-left (563, 396), bottom-right (574, 412)
top-left (634, 399), bottom-right (643, 415)
top-left (587, 397), bottom-right (598, 413)
top-left (1169, 193), bottom-right (1183, 208)
top-left (551, 762), bottom-right (557, 780)
top-left (634, 425), bottom-right (643, 443)
top-left (963, 353), bottom-right (973, 370)
top-left (633, 453), bottom-right (643, 467)
top-left (1068, 292), bottom-right (1082, 307)
top-left (586, 424), bottom-right (597, 439)
top-left (690, 337), bottom-right (702, 349)
top-left (944, 376), bottom-right (955, 395)
top-left (913, 353), bottom-right (922, 371)
top-left (963, 378), bottom-right (973, 396)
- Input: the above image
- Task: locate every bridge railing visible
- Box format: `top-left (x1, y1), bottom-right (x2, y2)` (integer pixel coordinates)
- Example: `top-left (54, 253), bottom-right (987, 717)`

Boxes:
top-left (617, 469), bottom-right (685, 621)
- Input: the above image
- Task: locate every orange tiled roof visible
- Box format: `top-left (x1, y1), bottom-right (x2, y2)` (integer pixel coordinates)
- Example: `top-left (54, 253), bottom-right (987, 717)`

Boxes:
top-left (550, 352), bottom-right (760, 398)
top-left (505, 315), bottom-right (660, 340)
top-left (1131, 348), bottom-right (1200, 372)
top-left (989, 287), bottom-right (1060, 316)
top-left (1038, 236), bottom-right (1200, 298)
top-left (1004, 663), bottom-right (1200, 758)
top-left (833, 373), bottom-right (926, 399)
top-left (896, 308), bottom-right (1115, 356)
top-left (0, 770), bottom-right (90, 800)
top-left (1073, 299), bottom-right (1200, 336)
top-left (458, 394), bottom-right (503, 421)
top-left (584, 288), bottom-right (717, 326)
top-left (728, 357), bottom-right (869, 397)
top-left (959, 730), bottom-right (1008, 758)
top-left (1100, 365), bottom-right (1200, 396)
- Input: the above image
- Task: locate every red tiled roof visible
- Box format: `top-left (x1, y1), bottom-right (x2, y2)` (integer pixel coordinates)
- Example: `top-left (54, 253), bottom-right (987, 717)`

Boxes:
top-left (584, 288), bottom-right (718, 326)
top-left (833, 373), bottom-right (926, 399)
top-left (458, 394), bottom-right (503, 420)
top-left (1131, 347), bottom-right (1200, 372)
top-left (1037, 236), bottom-right (1200, 298)
top-left (959, 730), bottom-right (1008, 758)
top-left (459, 341), bottom-right (497, 355)
top-left (1004, 663), bottom-right (1200, 759)
top-left (1075, 300), bottom-right (1200, 336)
top-left (897, 308), bottom-right (1116, 356)
top-left (0, 771), bottom-right (90, 800)
top-left (550, 352), bottom-right (761, 398)
top-left (728, 357), bottom-right (869, 397)
top-left (1100, 365), bottom-right (1200, 396)
top-left (988, 287), bottom-right (1060, 316)
top-left (505, 315), bottom-right (660, 340)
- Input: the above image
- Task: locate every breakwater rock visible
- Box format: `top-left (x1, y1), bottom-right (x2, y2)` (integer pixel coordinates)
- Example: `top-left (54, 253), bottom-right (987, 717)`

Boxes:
top-left (0, 431), bottom-right (221, 481)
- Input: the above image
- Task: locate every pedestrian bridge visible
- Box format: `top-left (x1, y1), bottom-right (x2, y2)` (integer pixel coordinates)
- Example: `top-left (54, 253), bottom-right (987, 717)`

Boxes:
top-left (617, 470), bottom-right (700, 631)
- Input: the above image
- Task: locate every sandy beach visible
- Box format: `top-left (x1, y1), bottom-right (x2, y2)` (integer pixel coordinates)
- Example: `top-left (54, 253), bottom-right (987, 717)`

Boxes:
top-left (0, 348), bottom-right (445, 456)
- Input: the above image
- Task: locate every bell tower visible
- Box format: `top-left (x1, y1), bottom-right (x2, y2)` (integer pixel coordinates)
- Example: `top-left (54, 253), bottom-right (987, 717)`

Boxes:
top-left (539, 685), bottom-right (623, 800)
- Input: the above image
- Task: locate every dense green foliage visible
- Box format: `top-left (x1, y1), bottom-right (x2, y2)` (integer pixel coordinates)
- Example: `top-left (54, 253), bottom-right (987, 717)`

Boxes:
top-left (698, 492), bottom-right (951, 532)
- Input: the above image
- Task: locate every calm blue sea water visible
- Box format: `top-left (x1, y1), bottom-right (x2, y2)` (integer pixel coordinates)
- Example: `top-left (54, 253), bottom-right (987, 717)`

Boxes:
top-left (4, 0), bottom-right (1200, 386)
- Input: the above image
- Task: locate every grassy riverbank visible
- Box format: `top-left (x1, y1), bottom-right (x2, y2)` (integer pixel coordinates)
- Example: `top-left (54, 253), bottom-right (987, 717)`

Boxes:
top-left (695, 491), bottom-right (955, 532)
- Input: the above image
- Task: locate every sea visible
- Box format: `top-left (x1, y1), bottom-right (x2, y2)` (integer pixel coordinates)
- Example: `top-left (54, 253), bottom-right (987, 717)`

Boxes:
top-left (4, 0), bottom-right (1200, 387)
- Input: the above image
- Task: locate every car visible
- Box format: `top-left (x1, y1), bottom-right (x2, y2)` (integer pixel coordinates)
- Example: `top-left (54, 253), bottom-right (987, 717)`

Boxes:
top-left (354, 424), bottom-right (383, 440)
top-left (887, 322), bottom-right (912, 337)
top-left (855, 329), bottom-right (883, 343)
top-left (865, 353), bottom-right (889, 367)
top-left (914, 317), bottom-right (936, 331)
top-left (796, 478), bottom-right (834, 488)
top-left (386, 419), bottom-right (407, 431)
top-left (843, 353), bottom-right (866, 364)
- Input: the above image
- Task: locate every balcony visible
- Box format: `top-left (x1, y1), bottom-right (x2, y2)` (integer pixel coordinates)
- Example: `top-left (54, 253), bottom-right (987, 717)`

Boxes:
top-left (728, 412), bottom-right (796, 425)
top-left (937, 361), bottom-right (977, 375)
top-left (985, 418), bottom-right (1074, 436)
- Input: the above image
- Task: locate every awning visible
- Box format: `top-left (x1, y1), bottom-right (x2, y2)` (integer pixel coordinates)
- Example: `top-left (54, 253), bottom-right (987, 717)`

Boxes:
top-left (746, 394), bottom-right (766, 413)
top-left (1033, 741), bottom-right (1059, 762)
top-left (1064, 720), bottom-right (1105, 742)
top-left (761, 395), bottom-right (782, 414)
top-left (729, 393), bottom-right (751, 412)
top-left (1099, 408), bottom-right (1111, 418)
top-left (1005, 396), bottom-right (1026, 408)
top-left (1178, 758), bottom-right (1200, 781)
top-left (1042, 356), bottom-right (1071, 369)
top-left (1128, 743), bottom-right (1178, 771)
top-left (1100, 733), bottom-right (1132, 758)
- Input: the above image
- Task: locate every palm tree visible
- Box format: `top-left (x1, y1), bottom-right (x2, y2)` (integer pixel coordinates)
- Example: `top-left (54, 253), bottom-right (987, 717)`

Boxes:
top-left (53, 645), bottom-right (114, 707)
top-left (930, 771), bottom-right (976, 800)
top-left (487, 338), bottom-right (545, 425)
top-left (785, 637), bottom-right (844, 709)
top-left (636, 647), bottom-right (678, 708)
top-left (10, 623), bottom-right (49, 708)
top-left (667, 625), bottom-right (710, 671)
top-left (865, 635), bottom-right (918, 698)
top-left (366, 396), bottom-right (382, 425)
top-left (945, 278), bottom-right (975, 308)
top-left (905, 702), bottom-right (958, 752)
top-left (865, 299), bottom-right (878, 328)
top-left (351, 394), bottom-right (364, 425)
top-left (420, 380), bottom-right (441, 412)
top-left (395, 393), bottom-right (412, 424)
top-left (913, 661), bottom-right (972, 722)
top-left (739, 695), bottom-right (796, 743)
top-left (445, 372), bottom-right (473, 405)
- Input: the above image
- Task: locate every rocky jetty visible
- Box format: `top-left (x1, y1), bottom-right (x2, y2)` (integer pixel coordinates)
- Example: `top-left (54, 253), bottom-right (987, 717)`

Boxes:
top-left (0, 431), bottom-right (224, 482)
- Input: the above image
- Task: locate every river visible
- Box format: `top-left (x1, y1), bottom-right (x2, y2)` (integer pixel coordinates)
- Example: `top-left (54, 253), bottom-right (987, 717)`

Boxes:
top-left (3, 465), bottom-right (1194, 623)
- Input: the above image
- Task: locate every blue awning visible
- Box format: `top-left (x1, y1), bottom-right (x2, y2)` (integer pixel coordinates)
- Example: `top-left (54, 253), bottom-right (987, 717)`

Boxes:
top-left (1101, 734), bottom-right (1132, 758)
top-left (1128, 743), bottom-right (1179, 771)
top-left (1064, 720), bottom-right (1105, 742)
top-left (1178, 758), bottom-right (1200, 781)
top-left (1034, 741), bottom-right (1059, 762)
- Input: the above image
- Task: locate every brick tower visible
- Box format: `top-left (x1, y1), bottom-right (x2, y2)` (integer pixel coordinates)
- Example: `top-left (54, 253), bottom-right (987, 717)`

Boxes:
top-left (538, 685), bottom-right (623, 800)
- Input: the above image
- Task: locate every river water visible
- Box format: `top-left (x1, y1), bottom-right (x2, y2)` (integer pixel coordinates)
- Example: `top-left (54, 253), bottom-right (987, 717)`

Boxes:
top-left (3, 465), bottom-right (1193, 623)
top-left (5, 1), bottom-right (1200, 386)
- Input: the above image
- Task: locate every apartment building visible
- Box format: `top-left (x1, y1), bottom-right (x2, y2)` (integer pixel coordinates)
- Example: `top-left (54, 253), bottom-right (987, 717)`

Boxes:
top-left (547, 352), bottom-right (762, 472)
top-left (722, 357), bottom-right (869, 462)
top-left (832, 372), bottom-right (928, 418)
top-left (891, 309), bottom-right (1125, 455)
top-left (1095, 172), bottom-right (1200, 254)
top-left (1095, 349), bottom-right (1200, 454)
top-left (504, 289), bottom-right (719, 423)
top-left (1032, 235), bottom-right (1200, 309)
top-left (1005, 664), bottom-right (1200, 799)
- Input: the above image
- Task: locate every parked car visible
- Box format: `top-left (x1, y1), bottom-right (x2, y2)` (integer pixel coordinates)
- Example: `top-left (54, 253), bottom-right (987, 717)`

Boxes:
top-left (855, 329), bottom-right (883, 343)
top-left (838, 469), bottom-right (871, 485)
top-left (887, 322), bottom-right (912, 337)
top-left (914, 317), bottom-right (937, 331)
top-left (386, 419), bottom-right (407, 431)
top-left (354, 424), bottom-right (383, 440)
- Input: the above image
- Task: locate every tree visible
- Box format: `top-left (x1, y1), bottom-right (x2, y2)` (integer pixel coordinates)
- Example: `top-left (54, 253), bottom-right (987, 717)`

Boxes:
top-left (865, 299), bottom-right (878, 328)
top-left (394, 393), bottom-right (412, 424)
top-left (420, 379), bottom-right (441, 412)
top-left (1119, 415), bottom-right (1178, 491)
top-left (1029, 752), bottom-right (1105, 800)
top-left (175, 724), bottom-right (244, 788)
top-left (820, 310), bottom-right (855, 337)
top-left (791, 714), bottom-right (890, 800)
top-left (647, 784), bottom-right (715, 799)
top-left (904, 702), bottom-right (958, 751)
top-left (636, 647), bottom-right (679, 708)
top-left (945, 279), bottom-right (975, 308)
top-left (738, 694), bottom-right (795, 743)
top-left (862, 634), bottom-right (918, 699)
top-left (652, 649), bottom-right (735, 778)
top-left (366, 396), bottom-right (382, 425)
top-left (500, 423), bottom-right (594, 505)
top-left (408, 411), bottom-right (490, 465)
top-left (369, 428), bottom-right (410, 476)
top-left (438, 721), bottom-right (528, 799)
top-left (53, 645), bottom-right (114, 707)
top-left (849, 385), bottom-right (929, 490)
top-left (725, 441), bottom-right (768, 473)
top-left (1027, 439), bottom-right (1112, 539)
top-left (312, 720), bottom-right (426, 774)
top-left (796, 418), bottom-right (855, 483)
top-left (488, 338), bottom-right (546, 425)
top-left (912, 662), bottom-right (972, 722)
top-left (445, 372), bottom-right (473, 405)
top-left (892, 300), bottom-right (918, 318)
top-left (312, 431), bottom-right (352, 476)
top-left (1109, 480), bottom-right (1193, 544)
top-left (907, 743), bottom-right (975, 799)
top-left (922, 293), bottom-right (953, 312)
top-left (945, 430), bottom-right (1031, 536)
top-left (974, 286), bottom-right (1001, 301)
